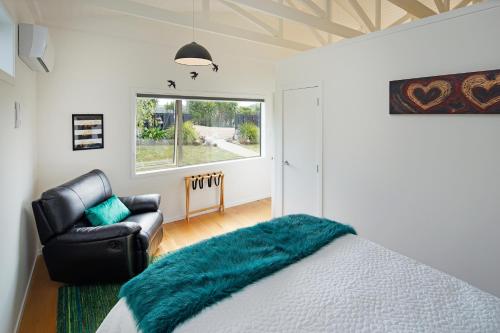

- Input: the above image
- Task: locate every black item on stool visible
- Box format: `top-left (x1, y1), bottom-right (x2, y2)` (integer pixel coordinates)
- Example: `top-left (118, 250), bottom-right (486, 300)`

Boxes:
top-left (214, 174), bottom-right (221, 186)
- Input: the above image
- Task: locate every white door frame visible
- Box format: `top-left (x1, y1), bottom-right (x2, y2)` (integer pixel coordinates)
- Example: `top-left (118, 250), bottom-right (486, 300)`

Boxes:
top-left (275, 81), bottom-right (323, 217)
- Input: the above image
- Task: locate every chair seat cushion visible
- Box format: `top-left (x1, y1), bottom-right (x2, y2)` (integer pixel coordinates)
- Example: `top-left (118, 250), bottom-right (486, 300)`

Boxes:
top-left (123, 211), bottom-right (163, 250)
top-left (49, 222), bottom-right (141, 243)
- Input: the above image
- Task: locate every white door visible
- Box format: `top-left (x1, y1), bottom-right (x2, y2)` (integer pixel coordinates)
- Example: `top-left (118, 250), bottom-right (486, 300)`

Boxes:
top-left (282, 86), bottom-right (322, 216)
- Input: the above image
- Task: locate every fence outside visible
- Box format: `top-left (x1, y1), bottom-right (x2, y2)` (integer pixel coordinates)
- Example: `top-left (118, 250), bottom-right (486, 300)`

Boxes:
top-left (150, 113), bottom-right (260, 129)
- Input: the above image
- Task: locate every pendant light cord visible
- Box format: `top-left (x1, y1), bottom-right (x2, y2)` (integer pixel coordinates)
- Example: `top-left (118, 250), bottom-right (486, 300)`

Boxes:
top-left (192, 0), bottom-right (195, 41)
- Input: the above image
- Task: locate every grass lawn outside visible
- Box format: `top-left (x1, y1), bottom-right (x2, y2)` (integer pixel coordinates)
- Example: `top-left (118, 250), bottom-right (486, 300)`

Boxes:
top-left (136, 144), bottom-right (174, 172)
top-left (136, 144), bottom-right (242, 172)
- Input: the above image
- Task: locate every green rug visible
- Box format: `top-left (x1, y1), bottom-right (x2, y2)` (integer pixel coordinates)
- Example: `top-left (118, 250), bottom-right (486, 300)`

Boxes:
top-left (57, 255), bottom-right (164, 332)
top-left (57, 284), bottom-right (121, 333)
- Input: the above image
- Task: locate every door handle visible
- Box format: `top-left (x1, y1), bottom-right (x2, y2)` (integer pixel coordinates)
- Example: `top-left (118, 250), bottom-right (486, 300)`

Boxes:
top-left (284, 160), bottom-right (290, 166)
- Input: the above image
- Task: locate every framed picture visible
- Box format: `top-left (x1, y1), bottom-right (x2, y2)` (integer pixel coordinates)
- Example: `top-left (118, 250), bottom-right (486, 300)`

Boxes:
top-left (390, 69), bottom-right (500, 114)
top-left (72, 114), bottom-right (104, 150)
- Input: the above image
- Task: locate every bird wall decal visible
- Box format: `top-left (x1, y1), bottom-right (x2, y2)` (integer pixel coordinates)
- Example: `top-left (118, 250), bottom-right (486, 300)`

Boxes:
top-left (212, 63), bottom-right (219, 72)
top-left (190, 72), bottom-right (199, 80)
top-left (167, 80), bottom-right (176, 88)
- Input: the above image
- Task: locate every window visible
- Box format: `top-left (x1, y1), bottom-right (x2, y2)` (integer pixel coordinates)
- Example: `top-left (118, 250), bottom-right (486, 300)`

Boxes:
top-left (135, 94), bottom-right (263, 173)
top-left (0, 1), bottom-right (14, 80)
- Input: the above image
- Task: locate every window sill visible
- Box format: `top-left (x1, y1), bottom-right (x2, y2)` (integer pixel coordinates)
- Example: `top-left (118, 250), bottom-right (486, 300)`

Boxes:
top-left (132, 156), bottom-right (266, 179)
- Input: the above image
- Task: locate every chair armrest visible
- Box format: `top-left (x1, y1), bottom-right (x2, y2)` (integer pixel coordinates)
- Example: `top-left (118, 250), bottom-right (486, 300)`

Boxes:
top-left (120, 194), bottom-right (161, 213)
top-left (50, 222), bottom-right (141, 243)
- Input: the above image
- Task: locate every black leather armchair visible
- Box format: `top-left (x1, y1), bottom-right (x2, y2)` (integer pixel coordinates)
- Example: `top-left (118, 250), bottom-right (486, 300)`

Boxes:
top-left (32, 169), bottom-right (164, 284)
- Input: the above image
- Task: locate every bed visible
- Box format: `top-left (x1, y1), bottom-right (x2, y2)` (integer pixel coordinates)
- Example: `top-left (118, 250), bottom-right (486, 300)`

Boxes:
top-left (98, 230), bottom-right (500, 333)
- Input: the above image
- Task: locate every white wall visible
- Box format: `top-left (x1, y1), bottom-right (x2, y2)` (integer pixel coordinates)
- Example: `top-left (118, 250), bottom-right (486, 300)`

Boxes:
top-left (36, 27), bottom-right (275, 222)
top-left (0, 1), bottom-right (39, 332)
top-left (277, 2), bottom-right (500, 297)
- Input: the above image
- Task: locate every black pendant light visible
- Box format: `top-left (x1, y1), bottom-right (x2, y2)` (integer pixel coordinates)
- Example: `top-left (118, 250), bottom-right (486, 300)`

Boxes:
top-left (175, 0), bottom-right (213, 66)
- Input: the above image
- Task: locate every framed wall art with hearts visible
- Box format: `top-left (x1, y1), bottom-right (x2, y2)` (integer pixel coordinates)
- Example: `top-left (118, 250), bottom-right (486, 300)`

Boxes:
top-left (390, 69), bottom-right (500, 114)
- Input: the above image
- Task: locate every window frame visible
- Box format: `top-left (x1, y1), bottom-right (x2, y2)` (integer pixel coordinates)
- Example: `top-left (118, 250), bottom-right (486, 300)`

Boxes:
top-left (131, 89), bottom-right (267, 177)
top-left (0, 1), bottom-right (15, 84)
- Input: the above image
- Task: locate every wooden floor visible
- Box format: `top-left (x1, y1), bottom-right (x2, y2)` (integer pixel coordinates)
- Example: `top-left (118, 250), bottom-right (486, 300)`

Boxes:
top-left (18, 198), bottom-right (271, 333)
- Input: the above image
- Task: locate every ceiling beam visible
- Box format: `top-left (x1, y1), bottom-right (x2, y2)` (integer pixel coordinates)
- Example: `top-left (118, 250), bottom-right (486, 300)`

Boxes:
top-left (297, 0), bottom-right (326, 17)
top-left (454, 0), bottom-right (472, 9)
top-left (333, 0), bottom-right (365, 32)
top-left (349, 0), bottom-right (376, 32)
top-left (387, 13), bottom-right (411, 28)
top-left (219, 0), bottom-right (278, 36)
top-left (228, 0), bottom-right (363, 38)
top-left (386, 0), bottom-right (436, 18)
top-left (286, 0), bottom-right (326, 45)
top-left (326, 0), bottom-right (332, 43)
top-left (83, 0), bottom-right (313, 51)
top-left (433, 0), bottom-right (446, 13)
top-left (375, 0), bottom-right (381, 30)
top-left (443, 0), bottom-right (450, 11)
top-left (278, 0), bottom-right (284, 38)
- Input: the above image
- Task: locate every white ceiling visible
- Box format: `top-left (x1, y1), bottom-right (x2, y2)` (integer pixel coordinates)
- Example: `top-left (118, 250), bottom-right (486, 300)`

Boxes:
top-left (25, 0), bottom-right (484, 59)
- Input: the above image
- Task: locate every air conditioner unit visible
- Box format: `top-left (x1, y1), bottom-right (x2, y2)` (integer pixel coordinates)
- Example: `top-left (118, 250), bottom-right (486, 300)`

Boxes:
top-left (18, 23), bottom-right (54, 73)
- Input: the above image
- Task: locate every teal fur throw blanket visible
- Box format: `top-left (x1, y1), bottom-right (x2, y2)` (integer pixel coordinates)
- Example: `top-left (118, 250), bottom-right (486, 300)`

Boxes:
top-left (120, 214), bottom-right (356, 333)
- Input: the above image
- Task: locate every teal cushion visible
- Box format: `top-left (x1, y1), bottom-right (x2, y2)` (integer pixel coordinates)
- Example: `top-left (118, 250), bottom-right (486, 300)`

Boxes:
top-left (85, 195), bottom-right (131, 227)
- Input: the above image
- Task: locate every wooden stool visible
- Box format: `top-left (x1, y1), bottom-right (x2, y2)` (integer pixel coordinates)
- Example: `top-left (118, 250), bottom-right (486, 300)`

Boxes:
top-left (184, 171), bottom-right (224, 222)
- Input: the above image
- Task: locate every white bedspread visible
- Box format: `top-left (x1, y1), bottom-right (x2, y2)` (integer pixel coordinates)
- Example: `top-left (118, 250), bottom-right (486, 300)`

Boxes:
top-left (97, 234), bottom-right (500, 333)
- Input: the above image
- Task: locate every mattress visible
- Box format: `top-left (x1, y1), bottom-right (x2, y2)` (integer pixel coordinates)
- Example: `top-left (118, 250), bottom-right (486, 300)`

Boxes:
top-left (97, 234), bottom-right (500, 332)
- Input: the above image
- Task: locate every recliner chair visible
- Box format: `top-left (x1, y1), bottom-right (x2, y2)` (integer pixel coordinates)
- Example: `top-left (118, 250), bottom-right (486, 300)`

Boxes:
top-left (32, 169), bottom-right (164, 284)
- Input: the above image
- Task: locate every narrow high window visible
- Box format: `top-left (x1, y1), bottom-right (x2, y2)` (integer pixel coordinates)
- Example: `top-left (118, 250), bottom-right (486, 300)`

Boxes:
top-left (0, 2), bottom-right (14, 80)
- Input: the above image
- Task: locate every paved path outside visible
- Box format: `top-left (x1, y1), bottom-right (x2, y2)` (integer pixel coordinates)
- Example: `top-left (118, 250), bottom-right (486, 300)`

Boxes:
top-left (193, 125), bottom-right (257, 157)
top-left (195, 125), bottom-right (234, 140)
top-left (214, 139), bottom-right (257, 157)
